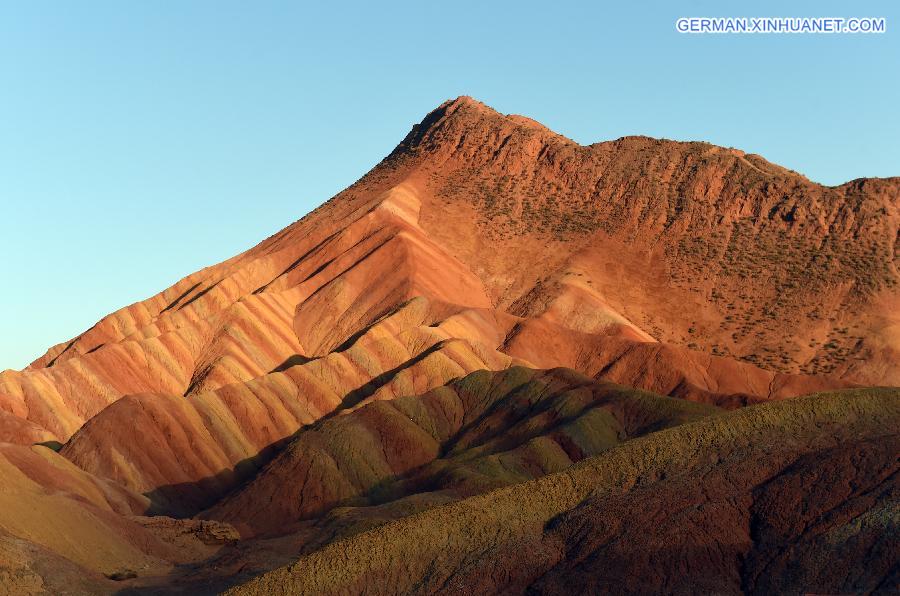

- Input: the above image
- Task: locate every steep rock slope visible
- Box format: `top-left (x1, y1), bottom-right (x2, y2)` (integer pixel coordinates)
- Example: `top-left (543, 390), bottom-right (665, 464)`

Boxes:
top-left (61, 298), bottom-right (520, 516)
top-left (401, 99), bottom-right (899, 382)
top-left (2, 96), bottom-right (895, 446)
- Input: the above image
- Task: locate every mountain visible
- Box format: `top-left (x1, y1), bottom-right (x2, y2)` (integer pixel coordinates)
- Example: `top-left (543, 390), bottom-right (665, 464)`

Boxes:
top-left (0, 96), bottom-right (897, 594)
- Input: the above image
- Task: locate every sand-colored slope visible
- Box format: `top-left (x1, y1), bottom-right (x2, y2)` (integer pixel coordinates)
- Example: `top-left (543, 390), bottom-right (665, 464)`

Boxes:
top-left (0, 443), bottom-right (244, 593)
top-left (227, 387), bottom-right (899, 595)
top-left (0, 409), bottom-right (56, 445)
top-left (0, 443), bottom-right (162, 579)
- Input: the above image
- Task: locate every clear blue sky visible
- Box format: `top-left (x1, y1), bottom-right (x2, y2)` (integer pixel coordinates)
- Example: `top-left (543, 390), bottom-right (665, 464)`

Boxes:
top-left (1, 0), bottom-right (897, 370)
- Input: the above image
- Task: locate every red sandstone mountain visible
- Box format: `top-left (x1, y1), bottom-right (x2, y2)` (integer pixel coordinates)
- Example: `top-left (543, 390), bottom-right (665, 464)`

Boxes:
top-left (4, 97), bottom-right (896, 443)
top-left (0, 97), bottom-right (897, 593)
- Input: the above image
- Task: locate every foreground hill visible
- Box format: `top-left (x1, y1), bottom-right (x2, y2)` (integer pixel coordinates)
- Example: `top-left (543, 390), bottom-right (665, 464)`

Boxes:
top-left (0, 97), bottom-right (897, 593)
top-left (203, 367), bottom-right (722, 536)
top-left (228, 387), bottom-right (898, 595)
top-left (0, 442), bottom-right (239, 594)
top-left (13, 374), bottom-right (889, 595)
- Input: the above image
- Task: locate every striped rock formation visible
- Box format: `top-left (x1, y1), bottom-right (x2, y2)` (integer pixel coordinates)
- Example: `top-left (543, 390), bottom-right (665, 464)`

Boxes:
top-left (0, 97), bottom-right (897, 593)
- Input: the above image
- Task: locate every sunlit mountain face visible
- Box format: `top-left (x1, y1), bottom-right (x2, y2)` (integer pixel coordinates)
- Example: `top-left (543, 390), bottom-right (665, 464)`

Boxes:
top-left (0, 97), bottom-right (897, 595)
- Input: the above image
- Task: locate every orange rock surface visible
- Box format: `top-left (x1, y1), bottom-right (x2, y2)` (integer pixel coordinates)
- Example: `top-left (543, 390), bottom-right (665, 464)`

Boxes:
top-left (0, 96), bottom-right (896, 593)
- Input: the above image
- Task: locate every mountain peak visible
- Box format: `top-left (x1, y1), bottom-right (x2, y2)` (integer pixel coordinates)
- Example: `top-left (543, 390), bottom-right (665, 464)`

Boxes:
top-left (389, 95), bottom-right (559, 161)
top-left (438, 95), bottom-right (490, 112)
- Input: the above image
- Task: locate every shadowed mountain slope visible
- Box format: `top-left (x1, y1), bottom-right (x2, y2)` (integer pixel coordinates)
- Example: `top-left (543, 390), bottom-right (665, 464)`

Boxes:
top-left (203, 367), bottom-right (722, 536)
top-left (227, 387), bottom-right (899, 596)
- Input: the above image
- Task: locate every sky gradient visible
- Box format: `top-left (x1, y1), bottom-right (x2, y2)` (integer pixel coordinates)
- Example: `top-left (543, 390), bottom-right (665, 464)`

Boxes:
top-left (1, 0), bottom-right (898, 370)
